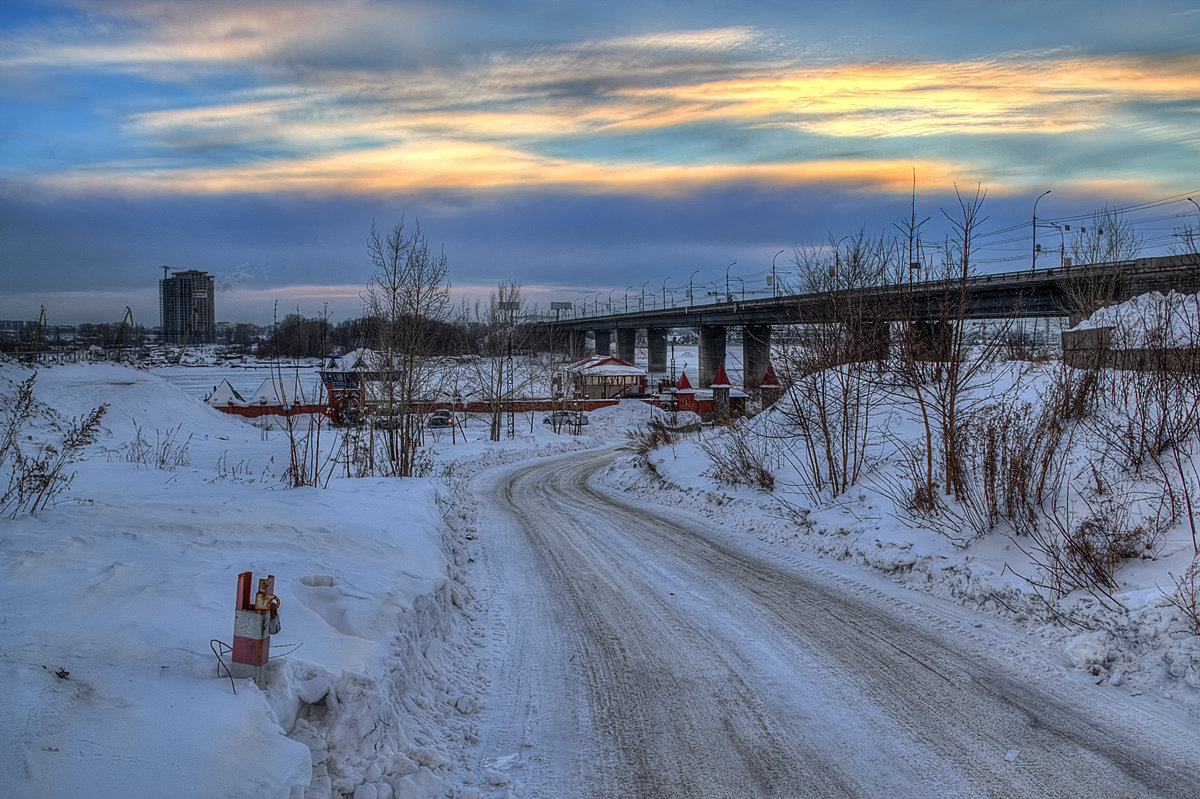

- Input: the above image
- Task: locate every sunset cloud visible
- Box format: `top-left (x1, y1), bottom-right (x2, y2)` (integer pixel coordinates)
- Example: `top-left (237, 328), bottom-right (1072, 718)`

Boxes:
top-left (3, 1), bottom-right (1198, 325)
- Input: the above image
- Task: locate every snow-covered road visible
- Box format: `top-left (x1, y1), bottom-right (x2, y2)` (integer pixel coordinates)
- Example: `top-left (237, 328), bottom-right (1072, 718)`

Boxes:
top-left (468, 447), bottom-right (1200, 798)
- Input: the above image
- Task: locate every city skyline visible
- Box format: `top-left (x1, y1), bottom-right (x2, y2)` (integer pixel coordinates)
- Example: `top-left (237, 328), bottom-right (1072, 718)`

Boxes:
top-left (2, 1), bottom-right (1199, 325)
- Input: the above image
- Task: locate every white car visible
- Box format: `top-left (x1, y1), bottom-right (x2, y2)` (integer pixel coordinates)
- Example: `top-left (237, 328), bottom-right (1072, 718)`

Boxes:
top-left (542, 410), bottom-right (588, 426)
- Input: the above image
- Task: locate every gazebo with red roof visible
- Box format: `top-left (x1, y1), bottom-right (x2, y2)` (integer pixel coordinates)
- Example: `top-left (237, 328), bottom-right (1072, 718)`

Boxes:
top-left (759, 361), bottom-right (784, 408)
top-left (675, 371), bottom-right (696, 413)
top-left (710, 362), bottom-right (732, 421)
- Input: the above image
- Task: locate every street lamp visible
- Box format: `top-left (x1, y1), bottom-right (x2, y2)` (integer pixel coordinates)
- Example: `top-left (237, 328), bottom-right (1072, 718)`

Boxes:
top-left (662, 275), bottom-right (671, 308)
top-left (689, 269), bottom-right (700, 306)
top-left (733, 276), bottom-right (745, 301)
top-left (771, 249), bottom-right (784, 298)
top-left (625, 285), bottom-right (633, 313)
top-left (724, 261), bottom-right (737, 302)
top-left (1047, 221), bottom-right (1065, 268)
top-left (641, 279), bottom-right (651, 310)
top-left (1032, 189), bottom-right (1051, 274)
top-left (833, 235), bottom-right (849, 280)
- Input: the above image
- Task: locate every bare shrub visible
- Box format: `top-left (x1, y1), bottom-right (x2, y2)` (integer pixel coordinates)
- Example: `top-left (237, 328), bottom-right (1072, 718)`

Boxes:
top-left (770, 361), bottom-right (877, 504)
top-left (1017, 490), bottom-right (1167, 599)
top-left (699, 422), bottom-right (775, 492)
top-left (870, 440), bottom-right (978, 547)
top-left (209, 452), bottom-right (274, 484)
top-left (122, 424), bottom-right (191, 470)
top-left (959, 392), bottom-right (1070, 536)
top-left (1163, 557), bottom-right (1200, 635)
top-left (626, 418), bottom-right (677, 457)
top-left (2, 373), bottom-right (108, 517)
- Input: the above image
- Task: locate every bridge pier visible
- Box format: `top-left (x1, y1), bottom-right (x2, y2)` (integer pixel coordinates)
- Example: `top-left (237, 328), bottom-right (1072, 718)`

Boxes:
top-left (699, 325), bottom-right (727, 388)
top-left (849, 320), bottom-right (890, 362)
top-left (742, 324), bottom-right (772, 393)
top-left (907, 320), bottom-right (953, 362)
top-left (593, 329), bottom-right (611, 356)
top-left (616, 329), bottom-right (637, 364)
top-left (647, 328), bottom-right (668, 374)
top-left (568, 330), bottom-right (588, 360)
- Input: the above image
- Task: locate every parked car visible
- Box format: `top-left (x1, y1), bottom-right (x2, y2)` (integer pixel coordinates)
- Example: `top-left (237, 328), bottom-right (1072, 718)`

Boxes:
top-left (542, 410), bottom-right (588, 426)
top-left (428, 409), bottom-right (455, 428)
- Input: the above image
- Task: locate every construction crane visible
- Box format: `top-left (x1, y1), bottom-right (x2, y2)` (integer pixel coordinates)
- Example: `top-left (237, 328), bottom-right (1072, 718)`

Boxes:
top-left (114, 307), bottom-right (135, 350)
top-left (18, 306), bottom-right (47, 355)
top-left (176, 307), bottom-right (199, 364)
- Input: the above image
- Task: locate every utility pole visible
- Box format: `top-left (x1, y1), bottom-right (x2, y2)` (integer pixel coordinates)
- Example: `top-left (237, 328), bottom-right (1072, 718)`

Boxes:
top-left (1032, 189), bottom-right (1051, 275)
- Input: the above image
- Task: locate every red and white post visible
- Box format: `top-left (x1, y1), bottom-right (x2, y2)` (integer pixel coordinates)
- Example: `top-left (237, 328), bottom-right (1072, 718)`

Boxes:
top-left (231, 571), bottom-right (280, 687)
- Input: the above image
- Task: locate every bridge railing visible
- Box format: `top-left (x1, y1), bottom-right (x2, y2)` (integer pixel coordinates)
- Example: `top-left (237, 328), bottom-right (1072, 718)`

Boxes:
top-left (530, 254), bottom-right (1196, 325)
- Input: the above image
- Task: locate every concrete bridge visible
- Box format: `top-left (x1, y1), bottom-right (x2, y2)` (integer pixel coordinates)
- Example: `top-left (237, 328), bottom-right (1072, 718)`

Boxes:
top-left (531, 255), bottom-right (1198, 391)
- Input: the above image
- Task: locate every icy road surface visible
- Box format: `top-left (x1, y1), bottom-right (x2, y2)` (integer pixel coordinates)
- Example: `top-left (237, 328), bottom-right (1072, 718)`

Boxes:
top-left (469, 448), bottom-right (1200, 798)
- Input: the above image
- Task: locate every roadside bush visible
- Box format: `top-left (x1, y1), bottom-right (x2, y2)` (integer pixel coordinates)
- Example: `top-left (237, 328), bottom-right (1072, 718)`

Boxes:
top-left (2, 372), bottom-right (108, 517)
top-left (1018, 490), bottom-right (1167, 599)
top-left (626, 418), bottom-right (677, 457)
top-left (1164, 557), bottom-right (1200, 636)
top-left (959, 396), bottom-right (1068, 537)
top-left (699, 422), bottom-right (775, 492)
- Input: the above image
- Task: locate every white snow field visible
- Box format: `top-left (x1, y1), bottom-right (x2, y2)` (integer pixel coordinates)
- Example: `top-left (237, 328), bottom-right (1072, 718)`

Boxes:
top-left (3, 349), bottom-right (1200, 798)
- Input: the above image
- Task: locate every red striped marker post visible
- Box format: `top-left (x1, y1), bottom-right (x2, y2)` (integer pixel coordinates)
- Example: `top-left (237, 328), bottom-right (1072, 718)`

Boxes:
top-left (231, 571), bottom-right (280, 687)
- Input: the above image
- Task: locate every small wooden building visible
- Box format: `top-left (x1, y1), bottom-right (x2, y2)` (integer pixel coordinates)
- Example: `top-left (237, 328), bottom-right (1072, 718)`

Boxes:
top-left (565, 355), bottom-right (648, 400)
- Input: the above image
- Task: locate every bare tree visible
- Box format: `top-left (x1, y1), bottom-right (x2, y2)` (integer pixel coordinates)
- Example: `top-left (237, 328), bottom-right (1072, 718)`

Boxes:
top-left (362, 218), bottom-right (451, 476)
top-left (468, 282), bottom-right (525, 441)
top-left (1062, 205), bottom-right (1144, 323)
top-left (769, 231), bottom-right (894, 502)
top-left (889, 185), bottom-right (1009, 503)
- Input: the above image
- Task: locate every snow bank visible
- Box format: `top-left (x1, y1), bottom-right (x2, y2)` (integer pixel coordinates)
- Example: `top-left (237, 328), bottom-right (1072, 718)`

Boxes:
top-left (0, 361), bottom-right (478, 799)
top-left (1072, 290), bottom-right (1200, 349)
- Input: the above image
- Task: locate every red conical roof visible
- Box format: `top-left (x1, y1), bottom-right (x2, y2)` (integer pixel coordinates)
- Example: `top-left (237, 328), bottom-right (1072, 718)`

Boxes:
top-left (676, 371), bottom-right (694, 392)
top-left (710, 362), bottom-right (731, 388)
top-left (760, 362), bottom-right (779, 387)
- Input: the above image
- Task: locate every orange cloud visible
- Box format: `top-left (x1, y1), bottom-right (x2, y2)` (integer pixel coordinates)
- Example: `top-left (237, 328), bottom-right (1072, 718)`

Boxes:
top-left (36, 138), bottom-right (965, 198)
top-left (610, 54), bottom-right (1200, 137)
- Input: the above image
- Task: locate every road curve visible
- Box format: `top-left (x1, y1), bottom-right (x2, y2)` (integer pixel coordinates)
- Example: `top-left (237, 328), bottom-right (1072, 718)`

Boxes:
top-left (470, 447), bottom-right (1200, 798)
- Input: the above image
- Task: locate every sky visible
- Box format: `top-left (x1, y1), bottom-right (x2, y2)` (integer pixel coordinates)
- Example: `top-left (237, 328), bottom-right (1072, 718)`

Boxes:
top-left (2, 0), bottom-right (1199, 326)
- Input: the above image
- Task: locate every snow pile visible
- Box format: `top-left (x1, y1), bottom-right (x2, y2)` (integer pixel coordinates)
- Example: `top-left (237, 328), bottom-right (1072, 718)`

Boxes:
top-left (1072, 290), bottom-right (1200, 348)
top-left (0, 361), bottom-right (480, 799)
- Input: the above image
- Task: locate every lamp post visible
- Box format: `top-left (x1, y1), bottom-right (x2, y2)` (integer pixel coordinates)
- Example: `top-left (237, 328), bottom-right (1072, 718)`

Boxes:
top-left (771, 249), bottom-right (784, 298)
top-left (724, 261), bottom-right (737, 302)
top-left (689, 269), bottom-right (700, 306)
top-left (1032, 189), bottom-right (1051, 274)
top-left (732, 276), bottom-right (744, 301)
top-left (662, 275), bottom-right (671, 308)
top-left (833, 235), bottom-right (849, 280)
top-left (641, 279), bottom-right (651, 310)
top-left (1189, 197), bottom-right (1200, 221)
top-left (1047, 221), bottom-right (1065, 268)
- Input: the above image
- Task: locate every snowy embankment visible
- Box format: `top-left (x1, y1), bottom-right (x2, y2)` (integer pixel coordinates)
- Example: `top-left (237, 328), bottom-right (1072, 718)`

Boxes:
top-left (596, 360), bottom-right (1200, 719)
top-left (0, 360), bottom-right (605, 799)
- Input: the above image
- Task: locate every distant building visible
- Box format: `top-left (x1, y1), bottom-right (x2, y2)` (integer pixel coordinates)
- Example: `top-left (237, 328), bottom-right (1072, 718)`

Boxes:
top-left (159, 268), bottom-right (215, 344)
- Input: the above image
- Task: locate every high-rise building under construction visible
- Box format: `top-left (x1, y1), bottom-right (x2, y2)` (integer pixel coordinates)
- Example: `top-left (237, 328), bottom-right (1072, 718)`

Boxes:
top-left (159, 268), bottom-right (215, 344)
